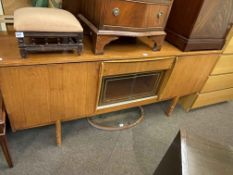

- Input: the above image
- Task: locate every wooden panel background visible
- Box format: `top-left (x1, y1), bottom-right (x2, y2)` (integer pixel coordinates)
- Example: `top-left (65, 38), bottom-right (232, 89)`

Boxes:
top-left (62, 0), bottom-right (82, 15)
top-left (166, 0), bottom-right (203, 37)
top-left (1, 0), bottom-right (32, 31)
top-left (0, 0), bottom-right (6, 31)
top-left (63, 0), bottom-right (106, 27)
top-left (0, 62), bottom-right (100, 131)
top-left (212, 55), bottom-right (233, 75)
top-left (1, 0), bottom-right (32, 15)
top-left (192, 88), bottom-right (233, 109)
top-left (191, 0), bottom-right (233, 39)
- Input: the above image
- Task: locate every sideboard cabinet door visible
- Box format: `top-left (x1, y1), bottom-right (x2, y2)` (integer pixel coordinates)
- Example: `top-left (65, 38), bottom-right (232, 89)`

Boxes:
top-left (159, 54), bottom-right (219, 100)
top-left (0, 62), bottom-right (99, 131)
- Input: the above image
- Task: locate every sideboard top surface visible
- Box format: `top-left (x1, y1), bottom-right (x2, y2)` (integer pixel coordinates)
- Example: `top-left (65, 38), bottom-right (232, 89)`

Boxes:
top-left (0, 32), bottom-right (221, 67)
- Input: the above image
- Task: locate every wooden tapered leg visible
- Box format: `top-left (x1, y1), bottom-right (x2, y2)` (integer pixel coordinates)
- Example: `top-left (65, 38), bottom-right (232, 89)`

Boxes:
top-left (56, 120), bottom-right (62, 146)
top-left (166, 96), bottom-right (180, 116)
top-left (0, 135), bottom-right (13, 168)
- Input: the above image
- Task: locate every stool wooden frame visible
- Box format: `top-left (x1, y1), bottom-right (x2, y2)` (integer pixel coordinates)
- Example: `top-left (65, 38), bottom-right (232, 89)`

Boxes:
top-left (17, 32), bottom-right (83, 58)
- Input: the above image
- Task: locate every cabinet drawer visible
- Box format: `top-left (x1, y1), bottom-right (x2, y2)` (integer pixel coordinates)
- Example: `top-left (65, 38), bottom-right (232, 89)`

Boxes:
top-left (224, 40), bottom-right (233, 54)
top-left (192, 88), bottom-right (233, 109)
top-left (212, 55), bottom-right (233, 75)
top-left (201, 73), bottom-right (233, 93)
top-left (223, 27), bottom-right (233, 54)
top-left (102, 57), bottom-right (174, 76)
top-left (103, 0), bottom-right (170, 29)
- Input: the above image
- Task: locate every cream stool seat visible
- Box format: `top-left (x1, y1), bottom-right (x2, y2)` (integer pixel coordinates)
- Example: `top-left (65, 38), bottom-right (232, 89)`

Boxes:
top-left (14, 7), bottom-right (83, 32)
top-left (14, 7), bottom-right (83, 58)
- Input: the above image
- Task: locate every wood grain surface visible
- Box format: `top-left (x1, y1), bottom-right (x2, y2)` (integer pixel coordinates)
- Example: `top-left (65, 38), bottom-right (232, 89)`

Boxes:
top-left (159, 54), bottom-right (219, 99)
top-left (201, 73), bottom-right (233, 93)
top-left (0, 62), bottom-right (99, 130)
top-left (212, 55), bottom-right (233, 75)
top-left (0, 33), bottom-right (221, 67)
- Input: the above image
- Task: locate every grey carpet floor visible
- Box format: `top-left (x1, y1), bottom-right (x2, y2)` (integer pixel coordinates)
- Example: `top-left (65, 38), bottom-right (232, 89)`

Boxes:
top-left (0, 101), bottom-right (233, 175)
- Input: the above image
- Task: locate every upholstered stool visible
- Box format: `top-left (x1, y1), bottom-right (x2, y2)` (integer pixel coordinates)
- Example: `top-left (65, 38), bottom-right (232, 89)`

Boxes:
top-left (14, 7), bottom-right (83, 58)
top-left (0, 96), bottom-right (13, 168)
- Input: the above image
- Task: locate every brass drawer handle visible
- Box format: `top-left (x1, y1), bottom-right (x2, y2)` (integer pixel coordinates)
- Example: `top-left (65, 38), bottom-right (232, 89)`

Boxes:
top-left (112, 8), bottom-right (120, 16)
top-left (157, 12), bottom-right (164, 19)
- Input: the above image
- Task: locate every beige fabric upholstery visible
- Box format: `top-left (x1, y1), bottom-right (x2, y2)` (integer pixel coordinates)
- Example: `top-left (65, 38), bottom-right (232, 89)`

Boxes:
top-left (14, 7), bottom-right (83, 32)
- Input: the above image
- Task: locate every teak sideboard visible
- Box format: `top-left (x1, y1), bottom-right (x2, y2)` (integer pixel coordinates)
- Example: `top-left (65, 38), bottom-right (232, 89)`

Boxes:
top-left (0, 32), bottom-right (221, 145)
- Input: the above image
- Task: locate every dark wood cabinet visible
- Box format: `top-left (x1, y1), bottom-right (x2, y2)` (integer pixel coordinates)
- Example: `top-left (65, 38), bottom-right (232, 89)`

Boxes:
top-left (63, 0), bottom-right (174, 54)
top-left (166, 0), bottom-right (233, 51)
top-left (91, 0), bottom-right (171, 31)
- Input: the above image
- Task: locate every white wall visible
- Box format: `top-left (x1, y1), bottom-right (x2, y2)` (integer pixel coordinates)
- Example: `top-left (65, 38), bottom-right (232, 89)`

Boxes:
top-left (0, 0), bottom-right (7, 31)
